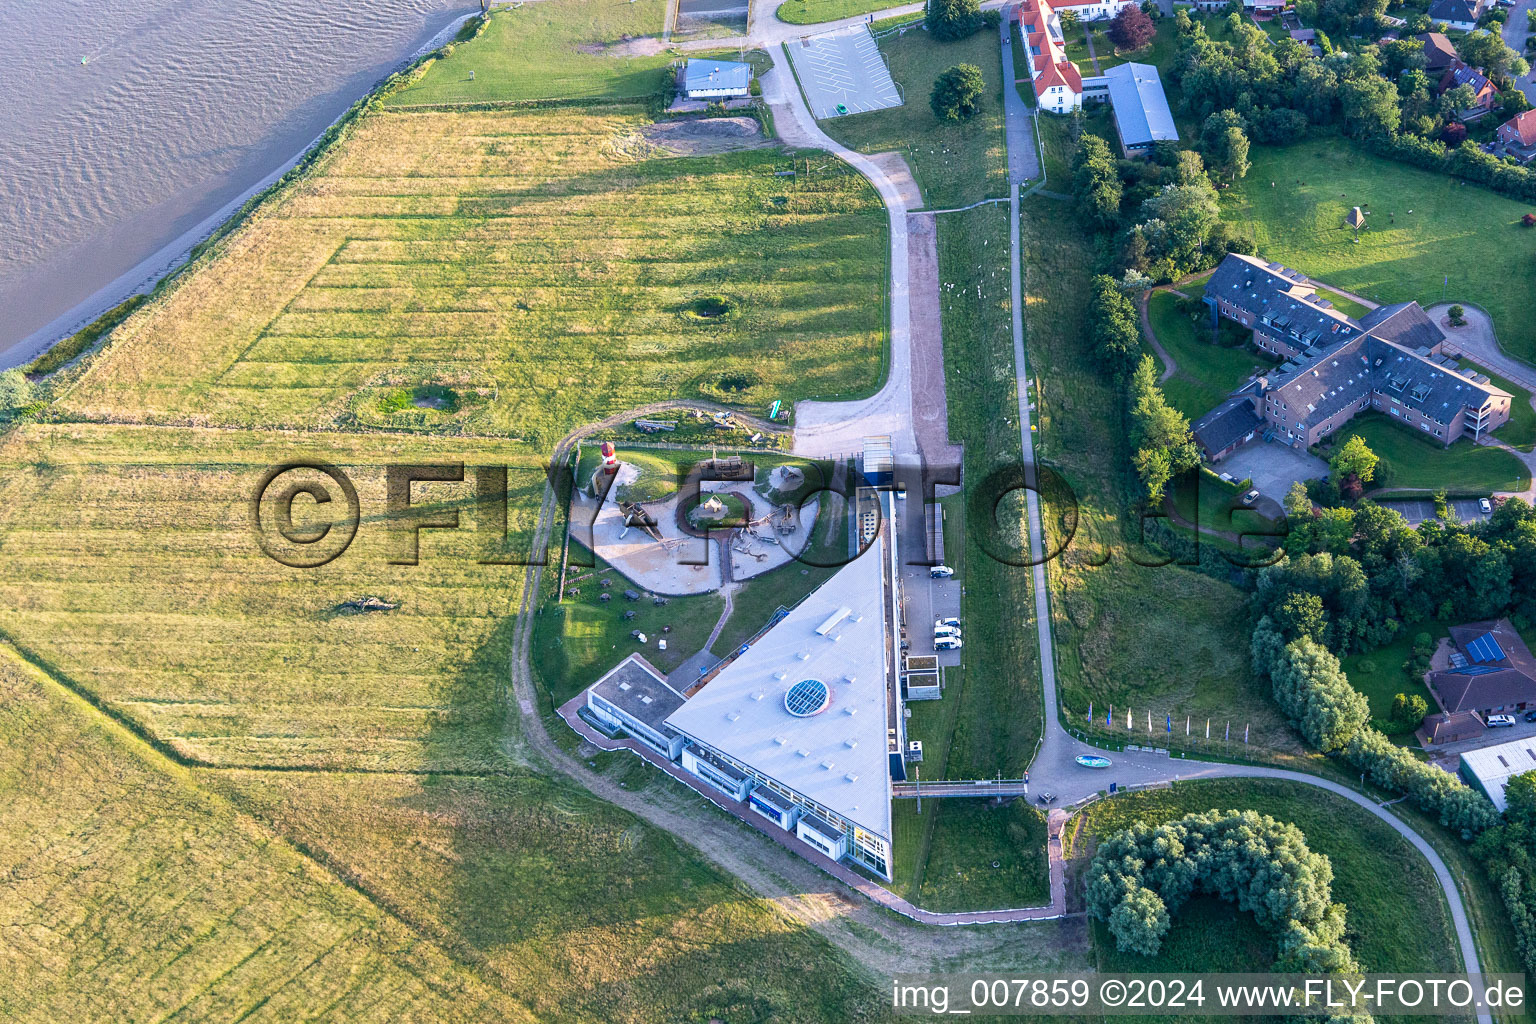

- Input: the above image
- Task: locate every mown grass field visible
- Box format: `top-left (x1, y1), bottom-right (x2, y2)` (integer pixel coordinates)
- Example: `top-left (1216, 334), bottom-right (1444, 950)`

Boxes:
top-left (62, 106), bottom-right (887, 450)
top-left (1020, 195), bottom-right (1300, 755)
top-left (821, 25), bottom-right (1009, 208)
top-left (1146, 284), bottom-right (1272, 422)
top-left (1077, 779), bottom-right (1461, 981)
top-left (1339, 621), bottom-right (1446, 735)
top-left (1327, 413), bottom-right (1530, 495)
top-left (0, 422), bottom-right (546, 772)
top-left (1222, 138), bottom-right (1536, 363)
top-left (776, 0), bottom-right (912, 24)
top-left (0, 649), bottom-right (539, 1024)
top-left (387, 0), bottom-right (672, 106)
top-left (0, 14), bottom-right (914, 1013)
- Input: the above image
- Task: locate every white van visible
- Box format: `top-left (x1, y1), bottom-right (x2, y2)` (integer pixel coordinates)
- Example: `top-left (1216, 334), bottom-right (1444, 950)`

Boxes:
top-left (933, 625), bottom-right (962, 640)
top-left (930, 565), bottom-right (954, 579)
top-left (934, 637), bottom-right (962, 651)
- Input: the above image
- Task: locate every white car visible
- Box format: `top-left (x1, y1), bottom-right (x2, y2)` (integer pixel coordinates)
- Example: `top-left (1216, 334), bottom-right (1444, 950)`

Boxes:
top-left (934, 626), bottom-right (961, 640)
top-left (935, 617), bottom-right (961, 630)
top-left (1480, 498), bottom-right (1493, 514)
top-left (930, 565), bottom-right (955, 579)
top-left (934, 637), bottom-right (962, 651)
top-left (1487, 714), bottom-right (1517, 728)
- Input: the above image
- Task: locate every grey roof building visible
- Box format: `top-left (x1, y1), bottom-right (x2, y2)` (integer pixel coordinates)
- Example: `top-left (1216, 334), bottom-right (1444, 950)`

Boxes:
top-left (586, 654), bottom-right (688, 759)
top-left (1430, 619), bottom-right (1536, 716)
top-left (1191, 392), bottom-right (1264, 461)
top-left (1102, 62), bottom-right (1178, 155)
top-left (1195, 253), bottom-right (1511, 458)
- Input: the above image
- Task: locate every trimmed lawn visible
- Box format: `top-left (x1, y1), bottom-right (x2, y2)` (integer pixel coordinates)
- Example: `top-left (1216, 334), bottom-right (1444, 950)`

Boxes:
top-left (388, 0), bottom-right (670, 105)
top-left (1020, 195), bottom-right (1300, 754)
top-left (1077, 779), bottom-right (1462, 979)
top-left (892, 799), bottom-right (1050, 911)
top-left (777, 0), bottom-right (915, 24)
top-left (1324, 413), bottom-right (1531, 495)
top-left (1147, 286), bottom-right (1273, 421)
top-left (1339, 622), bottom-right (1446, 738)
top-left (1221, 138), bottom-right (1536, 364)
top-left (821, 25), bottom-right (1009, 208)
top-left (64, 106), bottom-right (887, 451)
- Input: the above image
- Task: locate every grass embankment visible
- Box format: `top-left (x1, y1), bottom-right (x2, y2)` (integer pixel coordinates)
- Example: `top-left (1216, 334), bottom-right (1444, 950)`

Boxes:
top-left (0, 649), bottom-right (536, 1023)
top-left (888, 205), bottom-right (1050, 912)
top-left (1222, 138), bottom-right (1536, 363)
top-left (1328, 413), bottom-right (1530, 495)
top-left (821, 25), bottom-right (1008, 208)
top-left (1076, 779), bottom-right (1462, 981)
top-left (777, 0), bottom-right (915, 24)
top-left (214, 769), bottom-right (886, 1023)
top-left (388, 0), bottom-right (672, 105)
top-left (61, 107), bottom-right (887, 451)
top-left (1020, 194), bottom-right (1299, 754)
top-left (1146, 279), bottom-right (1272, 422)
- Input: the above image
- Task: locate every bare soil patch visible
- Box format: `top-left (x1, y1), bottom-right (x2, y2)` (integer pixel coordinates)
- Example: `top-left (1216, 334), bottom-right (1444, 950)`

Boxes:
top-left (633, 117), bottom-right (769, 156)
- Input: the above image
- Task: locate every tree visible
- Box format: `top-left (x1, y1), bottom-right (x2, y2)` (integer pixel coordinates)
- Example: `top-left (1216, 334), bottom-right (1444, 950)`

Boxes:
top-left (930, 63), bottom-right (985, 121)
top-left (1340, 74), bottom-right (1401, 139)
top-left (1090, 275), bottom-right (1143, 380)
top-left (1128, 356), bottom-right (1201, 502)
top-left (1071, 134), bottom-right (1124, 230)
top-left (0, 369), bottom-right (32, 413)
top-left (1505, 770), bottom-right (1536, 827)
top-left (1330, 435), bottom-right (1379, 499)
top-left (1457, 29), bottom-right (1529, 83)
top-left (1380, 38), bottom-right (1428, 79)
top-left (1109, 5), bottom-right (1156, 51)
top-left (1391, 692), bottom-right (1429, 729)
top-left (1201, 110), bottom-right (1251, 181)
top-left (1108, 884), bottom-right (1171, 954)
top-left (926, 0), bottom-right (984, 41)
top-left (1442, 121), bottom-right (1468, 146)
top-left (1448, 304), bottom-right (1466, 325)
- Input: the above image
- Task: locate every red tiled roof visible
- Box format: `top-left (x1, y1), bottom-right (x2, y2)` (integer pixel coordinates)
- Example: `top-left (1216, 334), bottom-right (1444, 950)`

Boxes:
top-left (1033, 60), bottom-right (1082, 98)
top-left (1502, 110), bottom-right (1536, 147)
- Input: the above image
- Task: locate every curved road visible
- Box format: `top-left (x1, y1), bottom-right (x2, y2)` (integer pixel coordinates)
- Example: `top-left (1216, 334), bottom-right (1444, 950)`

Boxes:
top-left (502, 1), bottom-right (1493, 1007)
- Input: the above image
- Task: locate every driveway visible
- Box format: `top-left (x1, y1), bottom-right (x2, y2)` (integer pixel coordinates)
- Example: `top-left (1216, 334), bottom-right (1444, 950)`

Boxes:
top-left (998, 10), bottom-right (1042, 185)
top-left (1214, 439), bottom-right (1328, 500)
top-left (1425, 714), bottom-right (1536, 769)
top-left (1426, 302), bottom-right (1536, 393)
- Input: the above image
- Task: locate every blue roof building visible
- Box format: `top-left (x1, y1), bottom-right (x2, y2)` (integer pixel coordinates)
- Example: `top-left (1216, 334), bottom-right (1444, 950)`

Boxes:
top-left (682, 59), bottom-right (751, 98)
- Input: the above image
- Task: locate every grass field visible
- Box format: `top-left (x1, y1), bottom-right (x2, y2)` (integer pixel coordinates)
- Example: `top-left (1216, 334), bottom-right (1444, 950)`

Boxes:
top-left (884, 205), bottom-right (1052, 909)
top-left (214, 768), bottom-right (888, 1023)
top-left (1077, 779), bottom-right (1462, 979)
top-left (1020, 196), bottom-right (1300, 754)
top-left (0, 422), bottom-right (547, 772)
top-left (1339, 623), bottom-right (1445, 736)
top-left (388, 0), bottom-right (672, 106)
top-left (0, 649), bottom-right (538, 1024)
top-left (1221, 138), bottom-right (1536, 364)
top-left (62, 106), bottom-right (887, 450)
top-left (821, 25), bottom-right (1009, 208)
top-left (1324, 413), bottom-right (1530, 495)
top-left (776, 0), bottom-right (914, 24)
top-left (1146, 285), bottom-right (1273, 421)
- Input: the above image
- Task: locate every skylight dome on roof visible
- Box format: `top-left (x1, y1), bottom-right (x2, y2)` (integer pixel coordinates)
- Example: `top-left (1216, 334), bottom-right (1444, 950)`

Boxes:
top-left (784, 678), bottom-right (831, 718)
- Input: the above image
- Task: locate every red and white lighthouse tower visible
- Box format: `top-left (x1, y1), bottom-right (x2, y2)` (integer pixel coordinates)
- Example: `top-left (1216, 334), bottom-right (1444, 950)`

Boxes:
top-left (599, 441), bottom-right (620, 478)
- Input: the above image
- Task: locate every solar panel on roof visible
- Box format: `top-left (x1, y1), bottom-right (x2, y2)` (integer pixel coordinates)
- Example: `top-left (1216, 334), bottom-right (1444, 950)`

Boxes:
top-left (1466, 632), bottom-right (1506, 664)
top-left (1452, 664), bottom-right (1501, 676)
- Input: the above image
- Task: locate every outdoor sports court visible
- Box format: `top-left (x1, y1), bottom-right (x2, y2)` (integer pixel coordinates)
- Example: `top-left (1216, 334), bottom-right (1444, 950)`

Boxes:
top-left (788, 25), bottom-right (903, 119)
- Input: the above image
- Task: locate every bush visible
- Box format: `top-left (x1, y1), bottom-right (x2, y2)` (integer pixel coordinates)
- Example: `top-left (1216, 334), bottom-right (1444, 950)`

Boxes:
top-left (1448, 304), bottom-right (1466, 326)
top-left (1344, 728), bottom-right (1499, 836)
top-left (0, 369), bottom-right (33, 413)
top-left (930, 63), bottom-right (985, 121)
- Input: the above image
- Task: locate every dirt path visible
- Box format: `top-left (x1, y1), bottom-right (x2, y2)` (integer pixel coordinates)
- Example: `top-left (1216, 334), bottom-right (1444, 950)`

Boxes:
top-left (1138, 288), bottom-right (1178, 384)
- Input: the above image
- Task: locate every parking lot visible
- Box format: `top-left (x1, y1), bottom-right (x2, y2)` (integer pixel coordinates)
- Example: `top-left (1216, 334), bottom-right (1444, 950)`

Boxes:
top-left (787, 25), bottom-right (903, 119)
top-left (895, 501), bottom-right (961, 668)
top-left (1377, 497), bottom-right (1491, 526)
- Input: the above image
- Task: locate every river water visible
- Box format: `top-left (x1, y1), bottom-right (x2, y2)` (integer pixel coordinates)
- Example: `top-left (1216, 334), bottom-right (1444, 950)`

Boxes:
top-left (0, 0), bottom-right (478, 367)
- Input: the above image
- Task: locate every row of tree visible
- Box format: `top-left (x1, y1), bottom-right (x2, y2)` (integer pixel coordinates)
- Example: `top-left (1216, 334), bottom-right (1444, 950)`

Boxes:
top-left (1086, 809), bottom-right (1364, 978)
